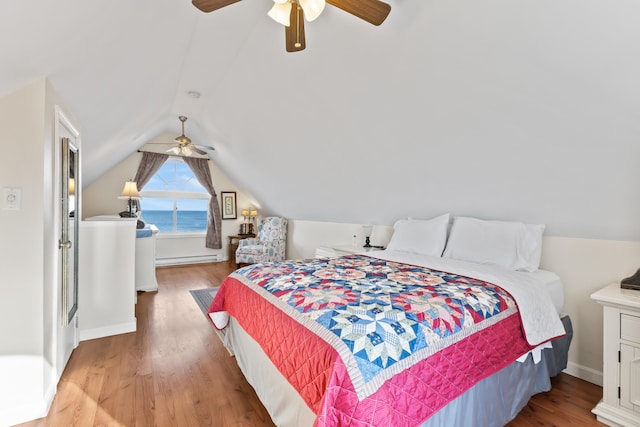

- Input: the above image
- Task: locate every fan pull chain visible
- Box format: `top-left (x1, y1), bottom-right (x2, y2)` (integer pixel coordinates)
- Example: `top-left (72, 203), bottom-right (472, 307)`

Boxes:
top-left (295, 3), bottom-right (302, 48)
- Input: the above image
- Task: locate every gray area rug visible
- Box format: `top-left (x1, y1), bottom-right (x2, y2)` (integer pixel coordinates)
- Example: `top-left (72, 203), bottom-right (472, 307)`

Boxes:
top-left (189, 287), bottom-right (225, 342)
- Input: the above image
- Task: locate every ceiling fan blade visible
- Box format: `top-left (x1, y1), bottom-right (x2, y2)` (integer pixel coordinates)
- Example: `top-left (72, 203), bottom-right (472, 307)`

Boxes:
top-left (326, 0), bottom-right (391, 26)
top-left (285, 3), bottom-right (306, 52)
top-left (192, 0), bottom-right (241, 13)
top-left (195, 144), bottom-right (215, 151)
top-left (192, 147), bottom-right (208, 156)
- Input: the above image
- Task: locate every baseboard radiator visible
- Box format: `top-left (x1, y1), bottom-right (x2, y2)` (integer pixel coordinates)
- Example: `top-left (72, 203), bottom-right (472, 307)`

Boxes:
top-left (155, 254), bottom-right (222, 266)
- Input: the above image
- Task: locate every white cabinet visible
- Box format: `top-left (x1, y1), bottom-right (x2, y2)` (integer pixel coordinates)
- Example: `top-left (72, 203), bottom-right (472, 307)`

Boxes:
top-left (78, 219), bottom-right (137, 341)
top-left (591, 283), bottom-right (640, 426)
top-left (86, 215), bottom-right (159, 292)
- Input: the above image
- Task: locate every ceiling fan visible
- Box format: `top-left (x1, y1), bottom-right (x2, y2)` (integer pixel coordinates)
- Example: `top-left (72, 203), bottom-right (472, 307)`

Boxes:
top-left (192, 0), bottom-right (391, 52)
top-left (162, 116), bottom-right (215, 157)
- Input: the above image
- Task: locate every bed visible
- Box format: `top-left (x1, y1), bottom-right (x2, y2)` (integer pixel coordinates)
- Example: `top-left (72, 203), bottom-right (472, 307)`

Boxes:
top-left (208, 216), bottom-right (572, 427)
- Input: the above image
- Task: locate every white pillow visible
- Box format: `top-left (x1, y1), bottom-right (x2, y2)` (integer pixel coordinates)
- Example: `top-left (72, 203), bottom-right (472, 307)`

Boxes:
top-left (386, 213), bottom-right (451, 257)
top-left (442, 216), bottom-right (545, 272)
top-left (514, 222), bottom-right (546, 272)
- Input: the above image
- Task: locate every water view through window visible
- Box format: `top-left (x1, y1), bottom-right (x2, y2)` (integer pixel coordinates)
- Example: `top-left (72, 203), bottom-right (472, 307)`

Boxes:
top-left (139, 159), bottom-right (209, 232)
top-left (142, 206), bottom-right (208, 232)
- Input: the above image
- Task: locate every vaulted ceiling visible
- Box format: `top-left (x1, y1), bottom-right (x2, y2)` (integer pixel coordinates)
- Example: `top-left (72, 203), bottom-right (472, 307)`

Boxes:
top-left (2, 1), bottom-right (640, 239)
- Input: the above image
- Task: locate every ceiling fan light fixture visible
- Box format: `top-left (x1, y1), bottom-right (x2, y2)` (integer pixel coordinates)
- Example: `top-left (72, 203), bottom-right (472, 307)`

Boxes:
top-left (299, 0), bottom-right (325, 22)
top-left (174, 115), bottom-right (192, 145)
top-left (174, 135), bottom-right (191, 145)
top-left (193, 0), bottom-right (391, 53)
top-left (268, 1), bottom-right (292, 26)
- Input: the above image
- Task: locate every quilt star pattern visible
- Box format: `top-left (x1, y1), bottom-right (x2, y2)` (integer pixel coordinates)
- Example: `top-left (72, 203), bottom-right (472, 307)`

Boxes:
top-left (239, 254), bottom-right (517, 398)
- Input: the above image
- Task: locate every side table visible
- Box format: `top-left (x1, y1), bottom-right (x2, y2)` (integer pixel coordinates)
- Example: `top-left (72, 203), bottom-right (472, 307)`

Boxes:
top-left (591, 283), bottom-right (640, 426)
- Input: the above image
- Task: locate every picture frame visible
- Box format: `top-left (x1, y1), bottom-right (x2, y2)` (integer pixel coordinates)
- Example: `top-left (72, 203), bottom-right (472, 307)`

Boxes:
top-left (221, 191), bottom-right (237, 220)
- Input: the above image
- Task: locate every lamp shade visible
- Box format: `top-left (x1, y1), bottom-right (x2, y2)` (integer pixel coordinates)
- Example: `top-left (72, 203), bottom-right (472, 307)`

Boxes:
top-left (118, 181), bottom-right (141, 200)
top-left (268, 1), bottom-right (291, 26)
top-left (250, 209), bottom-right (258, 217)
top-left (241, 209), bottom-right (250, 217)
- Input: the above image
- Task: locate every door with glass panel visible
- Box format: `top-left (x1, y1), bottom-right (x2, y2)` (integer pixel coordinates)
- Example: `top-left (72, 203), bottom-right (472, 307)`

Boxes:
top-left (57, 123), bottom-right (79, 375)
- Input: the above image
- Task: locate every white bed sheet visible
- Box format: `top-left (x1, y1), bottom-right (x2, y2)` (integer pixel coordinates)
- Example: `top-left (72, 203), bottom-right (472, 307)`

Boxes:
top-left (529, 268), bottom-right (565, 314)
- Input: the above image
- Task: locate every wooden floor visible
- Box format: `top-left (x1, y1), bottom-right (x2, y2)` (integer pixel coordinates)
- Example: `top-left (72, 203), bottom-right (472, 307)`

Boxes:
top-left (17, 261), bottom-right (606, 427)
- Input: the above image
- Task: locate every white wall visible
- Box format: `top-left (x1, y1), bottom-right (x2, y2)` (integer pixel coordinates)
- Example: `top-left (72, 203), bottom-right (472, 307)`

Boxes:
top-left (0, 79), bottom-right (45, 357)
top-left (82, 145), bottom-right (255, 263)
top-left (201, 1), bottom-right (640, 245)
top-left (287, 220), bottom-right (393, 260)
top-left (0, 79), bottom-right (47, 427)
top-left (541, 236), bottom-right (640, 385)
top-left (286, 219), bottom-right (640, 387)
top-left (0, 78), bottom-right (75, 425)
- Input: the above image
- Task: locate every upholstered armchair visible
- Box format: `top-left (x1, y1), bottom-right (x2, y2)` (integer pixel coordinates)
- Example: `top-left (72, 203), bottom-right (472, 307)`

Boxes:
top-left (235, 217), bottom-right (288, 267)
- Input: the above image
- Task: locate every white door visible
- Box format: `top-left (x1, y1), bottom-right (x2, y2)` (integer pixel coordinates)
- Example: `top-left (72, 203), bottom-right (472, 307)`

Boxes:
top-left (56, 113), bottom-right (80, 375)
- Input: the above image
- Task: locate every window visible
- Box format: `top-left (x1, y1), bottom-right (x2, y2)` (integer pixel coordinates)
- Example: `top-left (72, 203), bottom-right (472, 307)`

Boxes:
top-left (139, 158), bottom-right (210, 233)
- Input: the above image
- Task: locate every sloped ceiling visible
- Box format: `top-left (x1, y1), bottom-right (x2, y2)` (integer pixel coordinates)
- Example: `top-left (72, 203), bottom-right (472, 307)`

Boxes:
top-left (1, 0), bottom-right (640, 240)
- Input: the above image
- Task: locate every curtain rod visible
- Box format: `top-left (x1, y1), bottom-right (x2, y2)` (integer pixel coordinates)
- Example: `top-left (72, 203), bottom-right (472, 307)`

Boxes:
top-left (137, 149), bottom-right (209, 161)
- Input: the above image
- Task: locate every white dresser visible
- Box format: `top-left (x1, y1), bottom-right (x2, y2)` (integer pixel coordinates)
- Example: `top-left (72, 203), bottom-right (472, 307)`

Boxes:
top-left (591, 283), bottom-right (640, 427)
top-left (86, 215), bottom-right (159, 292)
top-left (78, 219), bottom-right (137, 341)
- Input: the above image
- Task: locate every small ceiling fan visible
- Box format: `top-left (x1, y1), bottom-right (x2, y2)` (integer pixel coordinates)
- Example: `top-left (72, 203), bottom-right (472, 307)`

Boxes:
top-left (192, 0), bottom-right (391, 52)
top-left (165, 116), bottom-right (214, 156)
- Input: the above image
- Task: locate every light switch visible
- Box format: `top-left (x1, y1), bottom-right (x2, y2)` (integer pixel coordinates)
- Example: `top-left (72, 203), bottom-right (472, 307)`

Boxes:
top-left (2, 187), bottom-right (21, 210)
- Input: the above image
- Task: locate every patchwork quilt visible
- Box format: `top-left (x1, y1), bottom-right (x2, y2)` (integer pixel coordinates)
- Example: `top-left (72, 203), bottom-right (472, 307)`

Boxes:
top-left (209, 255), bottom-right (538, 426)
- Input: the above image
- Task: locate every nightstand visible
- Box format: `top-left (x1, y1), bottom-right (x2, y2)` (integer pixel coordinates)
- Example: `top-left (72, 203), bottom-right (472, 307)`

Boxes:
top-left (591, 283), bottom-right (640, 427)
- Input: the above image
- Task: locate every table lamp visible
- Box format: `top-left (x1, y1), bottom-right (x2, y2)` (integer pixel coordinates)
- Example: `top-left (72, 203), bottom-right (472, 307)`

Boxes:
top-left (240, 209), bottom-right (250, 234)
top-left (118, 181), bottom-right (141, 218)
top-left (240, 208), bottom-right (259, 234)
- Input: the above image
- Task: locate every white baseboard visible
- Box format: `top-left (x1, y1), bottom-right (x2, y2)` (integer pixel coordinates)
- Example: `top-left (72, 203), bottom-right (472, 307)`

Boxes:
top-left (564, 360), bottom-right (603, 386)
top-left (0, 356), bottom-right (50, 427)
top-left (79, 320), bottom-right (137, 341)
top-left (0, 399), bottom-right (49, 427)
top-left (155, 254), bottom-right (222, 266)
top-left (42, 373), bottom-right (57, 421)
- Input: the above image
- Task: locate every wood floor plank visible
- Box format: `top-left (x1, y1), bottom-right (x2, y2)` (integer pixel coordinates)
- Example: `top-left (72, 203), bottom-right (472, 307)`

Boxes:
top-left (14, 261), bottom-right (606, 427)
